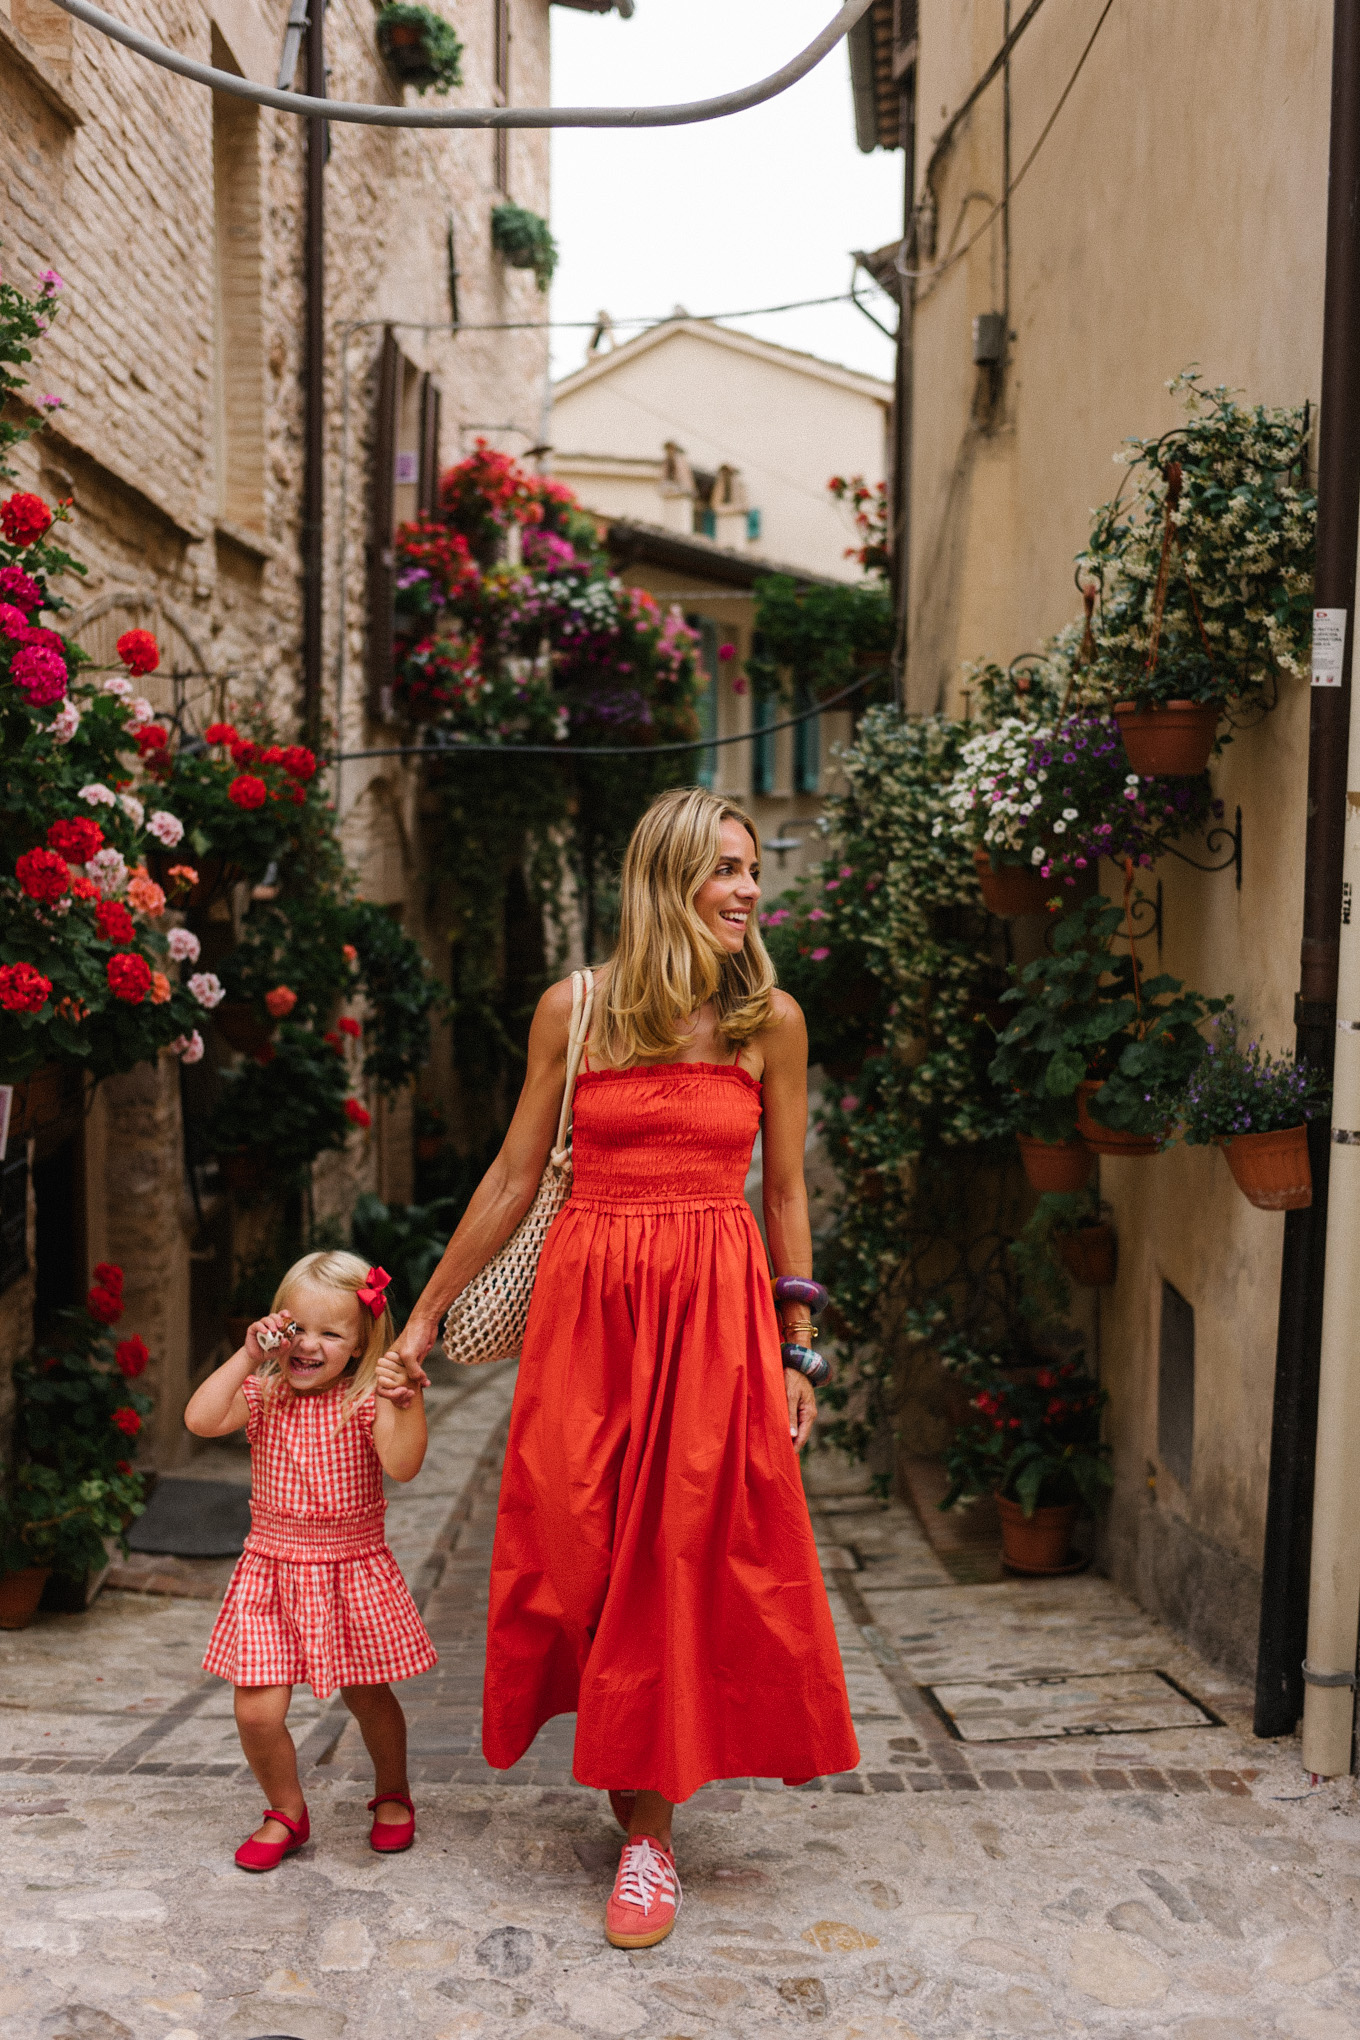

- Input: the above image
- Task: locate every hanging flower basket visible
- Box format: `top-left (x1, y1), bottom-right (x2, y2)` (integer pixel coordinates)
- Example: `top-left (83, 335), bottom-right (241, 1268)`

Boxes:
top-left (375, 3), bottom-right (464, 93)
top-left (1057, 1222), bottom-right (1118, 1288)
top-left (972, 849), bottom-right (1053, 917)
top-left (1016, 1134), bottom-right (1093, 1195)
top-left (1114, 700), bottom-right (1221, 776)
top-left (1222, 1123), bottom-right (1312, 1210)
top-left (1076, 1080), bottom-right (1163, 1157)
top-left (998, 1497), bottom-right (1080, 1574)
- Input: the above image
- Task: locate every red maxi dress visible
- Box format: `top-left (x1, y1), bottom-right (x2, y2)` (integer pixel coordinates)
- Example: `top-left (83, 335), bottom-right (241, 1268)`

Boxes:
top-left (483, 1059), bottom-right (859, 1802)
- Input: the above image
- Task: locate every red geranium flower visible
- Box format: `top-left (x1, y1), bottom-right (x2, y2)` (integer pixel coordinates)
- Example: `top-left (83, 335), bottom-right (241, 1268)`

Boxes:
top-left (47, 816), bottom-right (103, 863)
top-left (114, 1459), bottom-right (133, 1475)
top-left (115, 1335), bottom-right (149, 1378)
top-left (260, 745), bottom-right (286, 766)
top-left (281, 745), bottom-right (317, 782)
top-left (11, 644), bottom-right (66, 705)
top-left (70, 874), bottom-right (100, 903)
top-left (204, 722), bottom-right (238, 745)
top-left (136, 724), bottom-right (169, 756)
top-left (345, 1100), bottom-right (371, 1129)
top-left (111, 1406), bottom-right (142, 1437)
top-left (229, 739), bottom-right (260, 767)
top-left (0, 961), bottom-right (51, 1012)
top-left (94, 1261), bottom-right (125, 1292)
top-left (0, 492), bottom-right (53, 547)
top-left (338, 1015), bottom-right (361, 1038)
top-left (16, 846), bottom-right (70, 904)
top-left (95, 899), bottom-right (135, 944)
top-left (0, 564), bottom-right (43, 611)
top-left (116, 628), bottom-right (159, 676)
top-left (264, 985), bottom-right (297, 1018)
top-left (87, 1284), bottom-right (124, 1324)
top-left (228, 774), bottom-right (266, 810)
top-left (107, 951), bottom-right (152, 1003)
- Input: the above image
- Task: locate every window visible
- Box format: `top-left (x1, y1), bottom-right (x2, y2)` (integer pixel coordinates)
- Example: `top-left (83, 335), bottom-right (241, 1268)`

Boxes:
top-left (493, 0), bottom-right (511, 192)
top-left (367, 328), bottom-right (441, 717)
top-left (793, 679), bottom-right (820, 793)
top-left (1158, 1281), bottom-right (1195, 1488)
top-left (688, 616), bottom-right (720, 788)
top-left (746, 507), bottom-right (762, 543)
top-left (696, 507), bottom-right (717, 540)
top-left (212, 31), bottom-right (265, 533)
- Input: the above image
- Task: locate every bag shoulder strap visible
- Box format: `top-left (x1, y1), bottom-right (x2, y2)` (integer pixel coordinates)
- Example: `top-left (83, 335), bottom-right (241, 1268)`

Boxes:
top-left (550, 967), bottom-right (594, 1163)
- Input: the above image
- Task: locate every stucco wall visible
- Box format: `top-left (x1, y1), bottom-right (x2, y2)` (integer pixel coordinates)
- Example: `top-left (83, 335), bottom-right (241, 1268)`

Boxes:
top-left (907, 0), bottom-right (1332, 1673)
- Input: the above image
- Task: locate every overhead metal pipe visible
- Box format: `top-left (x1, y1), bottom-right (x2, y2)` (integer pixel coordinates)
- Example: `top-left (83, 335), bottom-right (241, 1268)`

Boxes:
top-left (301, 0), bottom-right (326, 743)
top-left (42, 0), bottom-right (872, 128)
top-left (1256, 0), bottom-right (1360, 1742)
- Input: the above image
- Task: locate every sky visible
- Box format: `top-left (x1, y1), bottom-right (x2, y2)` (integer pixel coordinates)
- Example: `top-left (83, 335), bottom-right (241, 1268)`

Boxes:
top-left (546, 0), bottom-right (904, 389)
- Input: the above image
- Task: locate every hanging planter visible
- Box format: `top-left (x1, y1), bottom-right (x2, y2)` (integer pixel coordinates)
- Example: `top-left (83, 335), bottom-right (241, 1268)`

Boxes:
top-left (1076, 1080), bottom-right (1163, 1157)
top-left (491, 203), bottom-right (559, 293)
top-left (1222, 1123), bottom-right (1312, 1211)
top-left (1057, 1222), bottom-right (1118, 1287)
top-left (1114, 700), bottom-right (1221, 777)
top-left (972, 849), bottom-right (1053, 917)
top-left (375, 3), bottom-right (464, 93)
top-left (1016, 1134), bottom-right (1093, 1195)
top-left (998, 1497), bottom-right (1080, 1574)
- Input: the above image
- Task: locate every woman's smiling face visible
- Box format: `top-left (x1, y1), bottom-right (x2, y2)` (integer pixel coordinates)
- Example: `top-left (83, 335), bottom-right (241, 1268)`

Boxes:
top-left (693, 818), bottom-right (761, 956)
top-left (275, 1281), bottom-right (363, 1393)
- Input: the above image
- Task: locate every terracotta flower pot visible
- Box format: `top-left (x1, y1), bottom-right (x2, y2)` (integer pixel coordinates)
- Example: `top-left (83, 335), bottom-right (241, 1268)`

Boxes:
top-left (0, 1565), bottom-right (51, 1630)
top-left (1057, 1222), bottom-right (1118, 1287)
top-left (998, 1497), bottom-right (1079, 1574)
top-left (1017, 1134), bottom-right (1094, 1195)
top-left (973, 849), bottom-right (1054, 918)
top-left (1222, 1123), bottom-right (1312, 1211)
top-left (1114, 699), bottom-right (1220, 776)
top-left (1077, 1079), bottom-right (1163, 1157)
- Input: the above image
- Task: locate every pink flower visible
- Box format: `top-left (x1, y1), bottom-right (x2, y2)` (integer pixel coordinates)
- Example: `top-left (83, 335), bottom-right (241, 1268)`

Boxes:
top-left (170, 1030), bottom-right (204, 1063)
top-left (810, 947), bottom-right (831, 962)
top-left (167, 927), bottom-right (200, 963)
top-left (40, 269), bottom-right (63, 292)
top-left (188, 971), bottom-right (225, 1009)
top-left (11, 643), bottom-right (66, 705)
top-left (718, 643), bottom-right (736, 661)
top-left (49, 699), bottom-right (80, 743)
top-left (840, 1095), bottom-right (860, 1113)
top-left (147, 810), bottom-right (184, 847)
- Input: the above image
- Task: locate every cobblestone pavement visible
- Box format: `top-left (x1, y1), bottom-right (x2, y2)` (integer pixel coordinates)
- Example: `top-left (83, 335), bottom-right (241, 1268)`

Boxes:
top-left (1, 1363), bottom-right (1358, 2040)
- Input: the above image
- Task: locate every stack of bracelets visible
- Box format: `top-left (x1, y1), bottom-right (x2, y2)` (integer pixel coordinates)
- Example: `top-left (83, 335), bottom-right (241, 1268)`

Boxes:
top-left (773, 1275), bottom-right (831, 1387)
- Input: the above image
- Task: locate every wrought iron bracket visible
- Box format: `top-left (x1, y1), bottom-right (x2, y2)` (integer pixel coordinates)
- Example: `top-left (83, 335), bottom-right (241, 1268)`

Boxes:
top-left (1160, 804), bottom-right (1243, 890)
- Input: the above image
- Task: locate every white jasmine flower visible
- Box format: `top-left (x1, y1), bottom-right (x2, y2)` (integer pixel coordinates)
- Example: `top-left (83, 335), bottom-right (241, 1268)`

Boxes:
top-left (78, 782), bottom-right (117, 808)
top-left (188, 971), bottom-right (225, 1010)
top-left (1052, 820), bottom-right (1067, 834)
top-left (147, 810), bottom-right (184, 848)
top-left (1031, 846), bottom-right (1046, 865)
top-left (1062, 807), bottom-right (1079, 821)
top-left (167, 926), bottom-right (200, 963)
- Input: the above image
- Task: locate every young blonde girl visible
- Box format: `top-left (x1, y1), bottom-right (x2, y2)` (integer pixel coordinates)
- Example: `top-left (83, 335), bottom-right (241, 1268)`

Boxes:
top-left (186, 1249), bottom-right (435, 1871)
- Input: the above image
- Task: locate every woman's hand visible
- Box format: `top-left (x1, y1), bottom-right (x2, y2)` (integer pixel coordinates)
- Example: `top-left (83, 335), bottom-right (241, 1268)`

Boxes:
top-left (785, 1367), bottom-right (817, 1451)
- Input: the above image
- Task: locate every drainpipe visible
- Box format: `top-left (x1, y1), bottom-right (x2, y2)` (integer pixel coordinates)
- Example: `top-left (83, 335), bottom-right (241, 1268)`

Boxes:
top-left (301, 0), bottom-right (327, 743)
top-left (1256, 0), bottom-right (1360, 1747)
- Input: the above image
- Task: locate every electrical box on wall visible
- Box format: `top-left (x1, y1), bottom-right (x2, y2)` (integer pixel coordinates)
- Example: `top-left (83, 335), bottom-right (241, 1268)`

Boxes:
top-left (972, 312), bottom-right (1005, 365)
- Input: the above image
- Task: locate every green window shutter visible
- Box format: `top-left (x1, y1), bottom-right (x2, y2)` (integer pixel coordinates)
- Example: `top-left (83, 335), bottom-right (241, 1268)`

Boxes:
top-left (746, 507), bottom-right (762, 542)
top-left (793, 679), bottom-right (820, 793)
top-left (751, 686), bottom-right (776, 797)
top-left (687, 615), bottom-right (720, 788)
top-left (697, 507), bottom-right (717, 539)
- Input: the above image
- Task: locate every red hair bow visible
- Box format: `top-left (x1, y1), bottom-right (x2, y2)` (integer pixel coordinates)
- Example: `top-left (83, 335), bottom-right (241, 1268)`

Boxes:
top-left (357, 1266), bottom-right (391, 1312)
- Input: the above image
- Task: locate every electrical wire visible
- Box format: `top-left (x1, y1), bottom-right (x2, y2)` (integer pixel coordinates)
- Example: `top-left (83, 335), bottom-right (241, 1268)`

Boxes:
top-left (897, 0), bottom-right (1117, 288)
top-left (355, 288), bottom-right (889, 338)
top-left (333, 666), bottom-right (886, 764)
top-left (44, 0), bottom-right (872, 129)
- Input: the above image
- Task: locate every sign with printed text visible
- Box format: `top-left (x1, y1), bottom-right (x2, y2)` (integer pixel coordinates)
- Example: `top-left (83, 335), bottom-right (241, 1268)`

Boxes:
top-left (1313, 607), bottom-right (1347, 687)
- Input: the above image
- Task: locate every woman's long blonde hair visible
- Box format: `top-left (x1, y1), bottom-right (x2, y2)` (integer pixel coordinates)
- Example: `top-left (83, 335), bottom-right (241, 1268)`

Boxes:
top-left (593, 785), bottom-right (778, 1067)
top-left (256, 1249), bottom-right (395, 1423)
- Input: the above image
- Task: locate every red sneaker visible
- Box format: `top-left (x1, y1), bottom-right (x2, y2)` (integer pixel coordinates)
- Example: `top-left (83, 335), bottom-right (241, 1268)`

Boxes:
top-left (604, 1834), bottom-right (682, 1948)
top-left (367, 1791), bottom-right (416, 1853)
top-left (234, 1806), bottom-right (309, 1872)
top-left (607, 1790), bottom-right (637, 1834)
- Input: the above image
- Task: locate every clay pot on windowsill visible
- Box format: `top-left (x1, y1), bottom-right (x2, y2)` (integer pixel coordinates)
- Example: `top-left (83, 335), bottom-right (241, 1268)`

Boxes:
top-left (1221, 1123), bottom-right (1312, 1210)
top-left (0, 1566), bottom-right (50, 1630)
top-left (1114, 700), bottom-right (1221, 776)
top-left (1057, 1222), bottom-right (1117, 1287)
top-left (1076, 1080), bottom-right (1163, 1157)
top-left (997, 1497), bottom-right (1079, 1574)
top-left (972, 849), bottom-right (1055, 918)
top-left (1016, 1134), bottom-right (1094, 1195)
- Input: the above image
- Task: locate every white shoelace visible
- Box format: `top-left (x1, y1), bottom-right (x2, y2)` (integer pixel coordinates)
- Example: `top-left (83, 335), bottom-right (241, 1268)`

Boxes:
top-left (615, 1837), bottom-right (682, 1916)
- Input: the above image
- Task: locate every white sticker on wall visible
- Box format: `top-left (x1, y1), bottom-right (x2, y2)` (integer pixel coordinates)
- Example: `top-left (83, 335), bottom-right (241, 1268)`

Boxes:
top-left (1313, 607), bottom-right (1347, 687)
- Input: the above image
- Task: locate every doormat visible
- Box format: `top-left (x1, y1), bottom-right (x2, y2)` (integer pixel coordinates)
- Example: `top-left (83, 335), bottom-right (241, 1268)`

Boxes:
top-left (127, 1477), bottom-right (252, 1558)
top-left (925, 1668), bottom-right (1220, 1742)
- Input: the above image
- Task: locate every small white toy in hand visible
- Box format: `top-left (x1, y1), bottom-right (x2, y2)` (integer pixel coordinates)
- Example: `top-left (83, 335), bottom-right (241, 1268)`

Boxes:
top-left (257, 1318), bottom-right (300, 1353)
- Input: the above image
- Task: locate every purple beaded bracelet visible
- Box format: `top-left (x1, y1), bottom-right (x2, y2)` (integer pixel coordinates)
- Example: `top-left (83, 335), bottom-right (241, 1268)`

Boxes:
top-left (772, 1275), bottom-right (829, 1316)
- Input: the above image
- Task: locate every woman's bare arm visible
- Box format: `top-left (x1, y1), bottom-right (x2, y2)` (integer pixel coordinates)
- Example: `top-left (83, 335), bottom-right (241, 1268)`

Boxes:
top-left (759, 993), bottom-right (818, 1449)
top-left (384, 977), bottom-right (576, 1378)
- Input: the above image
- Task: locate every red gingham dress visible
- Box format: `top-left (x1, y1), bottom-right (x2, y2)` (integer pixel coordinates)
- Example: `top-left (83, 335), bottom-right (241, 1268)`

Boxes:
top-left (202, 1373), bottom-right (437, 1698)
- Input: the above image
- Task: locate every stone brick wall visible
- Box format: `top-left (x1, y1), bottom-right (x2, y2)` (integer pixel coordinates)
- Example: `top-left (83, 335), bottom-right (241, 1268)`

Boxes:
top-left (0, 0), bottom-right (553, 1456)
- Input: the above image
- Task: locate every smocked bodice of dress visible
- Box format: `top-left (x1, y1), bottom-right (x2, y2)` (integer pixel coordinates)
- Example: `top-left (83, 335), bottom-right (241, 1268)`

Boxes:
top-left (569, 1063), bottom-right (761, 1209)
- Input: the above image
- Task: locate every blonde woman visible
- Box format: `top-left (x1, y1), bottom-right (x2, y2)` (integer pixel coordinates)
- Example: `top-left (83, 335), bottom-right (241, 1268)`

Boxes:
top-left (387, 787), bottom-right (858, 1947)
top-left (186, 1250), bottom-right (434, 1871)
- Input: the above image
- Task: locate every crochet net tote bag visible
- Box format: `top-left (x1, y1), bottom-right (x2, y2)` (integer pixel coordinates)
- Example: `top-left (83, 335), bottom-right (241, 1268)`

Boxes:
top-left (442, 968), bottom-right (593, 1366)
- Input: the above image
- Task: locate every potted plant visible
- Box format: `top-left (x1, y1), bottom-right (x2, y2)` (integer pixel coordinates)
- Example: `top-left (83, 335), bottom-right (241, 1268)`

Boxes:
top-left (206, 1021), bottom-right (359, 1200)
top-left (1172, 1016), bottom-right (1328, 1209)
top-left (940, 1342), bottom-right (1112, 1573)
top-left (989, 894), bottom-right (1229, 1157)
top-left (374, 2), bottom-right (463, 93)
top-left (491, 203), bottom-right (559, 293)
top-left (0, 1464), bottom-right (144, 1627)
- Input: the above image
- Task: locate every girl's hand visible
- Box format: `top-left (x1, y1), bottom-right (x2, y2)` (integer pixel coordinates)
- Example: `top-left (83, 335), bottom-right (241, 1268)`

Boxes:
top-left (785, 1367), bottom-right (816, 1451)
top-left (376, 1351), bottom-right (421, 1410)
top-left (245, 1313), bottom-right (295, 1365)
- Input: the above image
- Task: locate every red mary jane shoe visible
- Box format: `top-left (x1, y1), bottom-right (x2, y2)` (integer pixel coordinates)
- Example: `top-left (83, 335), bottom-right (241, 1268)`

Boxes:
top-left (235, 1805), bottom-right (309, 1872)
top-left (368, 1791), bottom-right (416, 1853)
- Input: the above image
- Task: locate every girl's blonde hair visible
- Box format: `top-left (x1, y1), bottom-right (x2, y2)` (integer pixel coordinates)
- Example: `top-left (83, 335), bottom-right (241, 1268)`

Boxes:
top-left (256, 1249), bottom-right (395, 1422)
top-left (593, 785), bottom-right (778, 1068)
